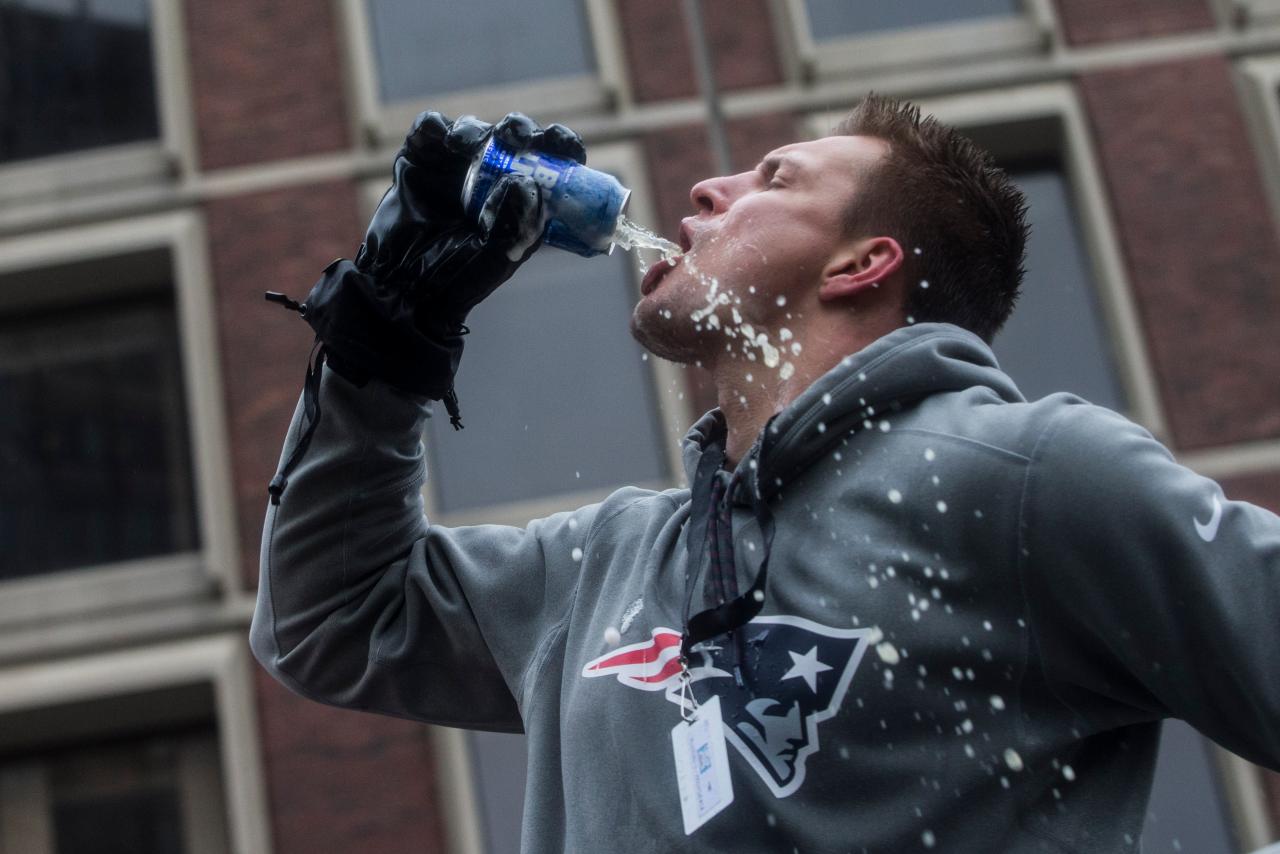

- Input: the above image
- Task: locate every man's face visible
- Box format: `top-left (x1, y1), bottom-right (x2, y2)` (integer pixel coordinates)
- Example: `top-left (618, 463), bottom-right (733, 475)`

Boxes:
top-left (629, 134), bottom-right (889, 365)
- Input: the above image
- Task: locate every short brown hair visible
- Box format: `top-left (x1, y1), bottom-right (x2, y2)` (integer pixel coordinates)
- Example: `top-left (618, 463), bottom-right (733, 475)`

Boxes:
top-left (831, 94), bottom-right (1029, 344)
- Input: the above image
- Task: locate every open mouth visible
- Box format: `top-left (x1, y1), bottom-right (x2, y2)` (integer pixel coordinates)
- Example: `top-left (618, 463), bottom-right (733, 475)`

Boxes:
top-left (639, 223), bottom-right (695, 297)
top-left (640, 257), bottom-right (679, 296)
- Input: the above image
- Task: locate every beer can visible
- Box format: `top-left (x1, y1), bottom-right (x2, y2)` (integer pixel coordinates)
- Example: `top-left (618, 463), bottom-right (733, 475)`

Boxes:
top-left (461, 136), bottom-right (631, 258)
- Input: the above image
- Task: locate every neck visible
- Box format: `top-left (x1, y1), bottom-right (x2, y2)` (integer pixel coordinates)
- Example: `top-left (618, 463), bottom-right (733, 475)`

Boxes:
top-left (710, 317), bottom-right (898, 467)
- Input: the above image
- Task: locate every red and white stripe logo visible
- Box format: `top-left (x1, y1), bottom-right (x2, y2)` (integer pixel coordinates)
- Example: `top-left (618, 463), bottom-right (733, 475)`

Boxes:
top-left (581, 627), bottom-right (684, 691)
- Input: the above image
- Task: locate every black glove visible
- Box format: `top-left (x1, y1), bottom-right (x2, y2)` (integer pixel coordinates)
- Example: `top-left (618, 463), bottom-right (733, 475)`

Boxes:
top-left (271, 110), bottom-right (586, 403)
top-left (263, 111), bottom-right (585, 504)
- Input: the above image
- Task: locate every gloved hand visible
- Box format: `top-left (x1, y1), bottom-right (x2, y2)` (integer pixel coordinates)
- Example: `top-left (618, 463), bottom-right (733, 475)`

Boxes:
top-left (265, 112), bottom-right (585, 503)
top-left (282, 110), bottom-right (587, 407)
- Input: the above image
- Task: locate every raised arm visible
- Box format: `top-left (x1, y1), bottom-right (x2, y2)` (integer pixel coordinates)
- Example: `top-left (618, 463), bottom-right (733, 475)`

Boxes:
top-left (250, 112), bottom-right (598, 730)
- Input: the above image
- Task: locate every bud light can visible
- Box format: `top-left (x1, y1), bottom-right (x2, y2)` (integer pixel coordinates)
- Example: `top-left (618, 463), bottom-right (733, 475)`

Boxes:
top-left (461, 136), bottom-right (631, 258)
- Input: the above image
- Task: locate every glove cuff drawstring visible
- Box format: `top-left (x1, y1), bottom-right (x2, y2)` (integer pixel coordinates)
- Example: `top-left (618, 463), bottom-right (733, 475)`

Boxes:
top-left (265, 292), bottom-right (325, 506)
top-left (262, 289), bottom-right (465, 506)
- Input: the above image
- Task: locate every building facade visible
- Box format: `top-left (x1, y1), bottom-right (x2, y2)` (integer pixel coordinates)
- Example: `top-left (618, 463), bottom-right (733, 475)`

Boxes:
top-left (1, 0), bottom-right (1279, 851)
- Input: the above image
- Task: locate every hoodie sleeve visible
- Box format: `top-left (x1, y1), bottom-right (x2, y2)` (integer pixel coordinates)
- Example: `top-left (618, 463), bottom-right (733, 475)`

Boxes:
top-left (250, 365), bottom-right (624, 732)
top-left (1020, 400), bottom-right (1280, 771)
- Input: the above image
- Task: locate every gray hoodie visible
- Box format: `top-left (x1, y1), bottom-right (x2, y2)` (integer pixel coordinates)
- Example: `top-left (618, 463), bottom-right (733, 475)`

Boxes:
top-left (252, 321), bottom-right (1280, 853)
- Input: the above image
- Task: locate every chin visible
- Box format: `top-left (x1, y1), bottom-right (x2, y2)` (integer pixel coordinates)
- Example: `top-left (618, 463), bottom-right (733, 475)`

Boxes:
top-left (629, 297), bottom-right (706, 365)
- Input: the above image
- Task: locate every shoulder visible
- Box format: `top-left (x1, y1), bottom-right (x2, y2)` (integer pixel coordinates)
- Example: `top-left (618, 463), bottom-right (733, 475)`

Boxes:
top-left (1029, 395), bottom-right (1170, 486)
top-left (529, 485), bottom-right (686, 544)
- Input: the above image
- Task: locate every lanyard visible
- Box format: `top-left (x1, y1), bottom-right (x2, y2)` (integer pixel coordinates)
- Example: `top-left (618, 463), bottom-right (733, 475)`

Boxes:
top-left (679, 447), bottom-right (776, 664)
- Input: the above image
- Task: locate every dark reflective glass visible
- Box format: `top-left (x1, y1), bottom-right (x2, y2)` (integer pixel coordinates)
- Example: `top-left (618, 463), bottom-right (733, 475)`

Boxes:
top-left (425, 227), bottom-right (669, 513)
top-left (804, 0), bottom-right (1022, 39)
top-left (0, 0), bottom-right (158, 164)
top-left (41, 729), bottom-right (217, 854)
top-left (54, 788), bottom-right (184, 854)
top-left (0, 292), bottom-right (200, 579)
top-left (991, 166), bottom-right (1128, 412)
top-left (365, 0), bottom-right (596, 103)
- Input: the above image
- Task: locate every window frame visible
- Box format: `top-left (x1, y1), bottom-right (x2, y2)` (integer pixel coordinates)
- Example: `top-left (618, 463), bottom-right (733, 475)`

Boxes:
top-left (1234, 55), bottom-right (1280, 247)
top-left (358, 142), bottom-right (694, 529)
top-left (808, 82), bottom-right (1167, 443)
top-left (0, 730), bottom-right (228, 854)
top-left (0, 0), bottom-right (198, 208)
top-left (0, 210), bottom-right (239, 625)
top-left (337, 0), bottom-right (630, 151)
top-left (1221, 0), bottom-right (1280, 27)
top-left (777, 0), bottom-right (1058, 82)
top-left (0, 634), bottom-right (271, 854)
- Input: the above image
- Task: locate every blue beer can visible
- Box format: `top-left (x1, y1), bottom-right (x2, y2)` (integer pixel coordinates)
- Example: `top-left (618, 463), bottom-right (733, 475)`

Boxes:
top-left (462, 136), bottom-right (631, 258)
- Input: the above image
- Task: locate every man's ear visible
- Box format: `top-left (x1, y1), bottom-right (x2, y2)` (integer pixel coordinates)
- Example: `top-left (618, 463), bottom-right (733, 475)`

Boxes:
top-left (818, 236), bottom-right (904, 302)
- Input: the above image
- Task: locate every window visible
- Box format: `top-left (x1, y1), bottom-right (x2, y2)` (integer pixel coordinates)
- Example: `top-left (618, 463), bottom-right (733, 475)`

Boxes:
top-left (0, 0), bottom-right (158, 165)
top-left (340, 0), bottom-right (627, 147)
top-left (783, 0), bottom-right (1055, 81)
top-left (424, 240), bottom-right (673, 517)
top-left (0, 0), bottom-right (189, 209)
top-left (0, 636), bottom-right (271, 854)
top-left (812, 85), bottom-right (1164, 434)
top-left (1235, 55), bottom-right (1280, 238)
top-left (0, 261), bottom-right (198, 580)
top-left (803, 0), bottom-right (1023, 38)
top-left (0, 723), bottom-right (229, 854)
top-left (366, 0), bottom-right (596, 105)
top-left (0, 213), bottom-right (238, 624)
top-left (467, 731), bottom-right (527, 854)
top-left (984, 156), bottom-right (1128, 412)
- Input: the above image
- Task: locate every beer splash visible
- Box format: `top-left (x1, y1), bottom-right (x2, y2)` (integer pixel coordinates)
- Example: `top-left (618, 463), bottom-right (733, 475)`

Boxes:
top-left (612, 215), bottom-right (682, 264)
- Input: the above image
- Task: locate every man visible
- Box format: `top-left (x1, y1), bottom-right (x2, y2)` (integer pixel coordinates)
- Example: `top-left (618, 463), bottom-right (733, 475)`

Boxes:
top-left (253, 96), bottom-right (1280, 852)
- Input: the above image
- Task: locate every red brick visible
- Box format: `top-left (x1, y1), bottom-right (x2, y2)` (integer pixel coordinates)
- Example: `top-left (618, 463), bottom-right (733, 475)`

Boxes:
top-left (1078, 57), bottom-right (1280, 449)
top-left (707, 0), bottom-right (785, 90)
top-left (185, 0), bottom-right (351, 170)
top-left (253, 668), bottom-right (447, 854)
top-left (203, 180), bottom-right (364, 589)
top-left (617, 0), bottom-right (697, 103)
top-left (617, 0), bottom-right (784, 105)
top-left (1221, 469), bottom-right (1280, 513)
top-left (728, 112), bottom-right (803, 170)
top-left (1053, 0), bottom-right (1215, 46)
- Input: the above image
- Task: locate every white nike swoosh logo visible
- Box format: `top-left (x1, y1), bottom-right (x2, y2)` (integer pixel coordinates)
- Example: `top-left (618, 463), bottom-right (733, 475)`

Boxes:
top-left (1194, 494), bottom-right (1223, 542)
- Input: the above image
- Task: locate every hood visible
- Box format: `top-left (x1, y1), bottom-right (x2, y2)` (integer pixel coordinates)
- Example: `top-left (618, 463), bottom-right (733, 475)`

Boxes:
top-left (679, 322), bottom-right (1024, 502)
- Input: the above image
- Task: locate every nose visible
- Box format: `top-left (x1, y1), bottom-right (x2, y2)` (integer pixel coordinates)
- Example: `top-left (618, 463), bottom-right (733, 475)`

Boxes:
top-left (689, 172), bottom-right (745, 215)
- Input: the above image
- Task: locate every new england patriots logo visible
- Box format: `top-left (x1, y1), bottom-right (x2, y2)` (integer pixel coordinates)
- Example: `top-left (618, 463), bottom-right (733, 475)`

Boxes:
top-left (582, 616), bottom-right (873, 797)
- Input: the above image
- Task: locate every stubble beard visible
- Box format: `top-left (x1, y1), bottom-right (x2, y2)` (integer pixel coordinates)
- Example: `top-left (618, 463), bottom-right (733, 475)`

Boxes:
top-left (628, 298), bottom-right (706, 365)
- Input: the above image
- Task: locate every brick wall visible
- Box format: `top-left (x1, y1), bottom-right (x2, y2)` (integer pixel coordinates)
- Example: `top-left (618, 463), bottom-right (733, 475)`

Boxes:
top-left (1053, 0), bottom-right (1216, 46)
top-left (616, 0), bottom-right (783, 103)
top-left (1078, 56), bottom-right (1280, 449)
top-left (184, 0), bottom-right (351, 170)
top-left (204, 180), bottom-right (361, 591)
top-left (184, 0), bottom-right (1280, 846)
top-left (254, 671), bottom-right (447, 854)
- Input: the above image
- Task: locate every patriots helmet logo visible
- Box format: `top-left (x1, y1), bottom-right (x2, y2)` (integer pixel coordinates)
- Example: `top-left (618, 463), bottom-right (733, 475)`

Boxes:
top-left (582, 615), bottom-right (873, 798)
